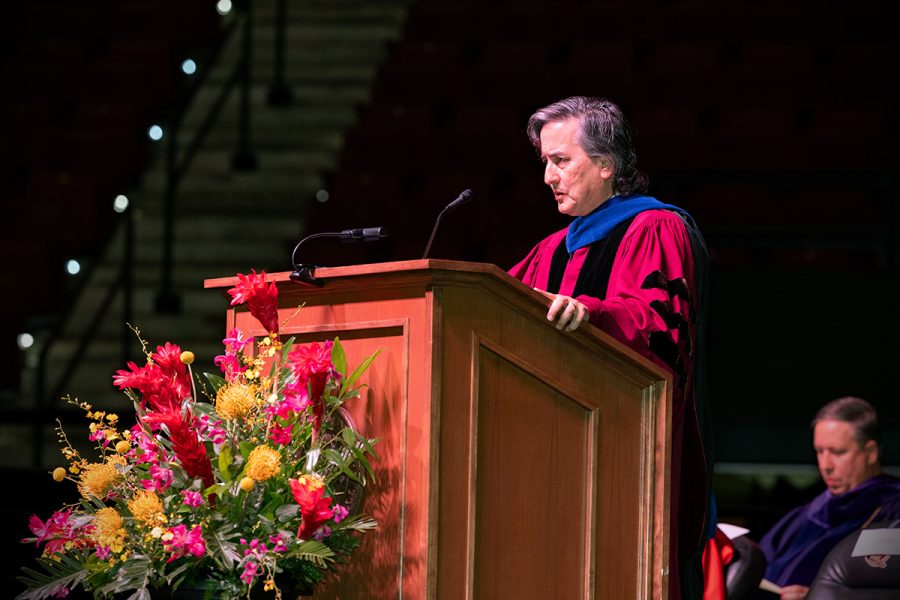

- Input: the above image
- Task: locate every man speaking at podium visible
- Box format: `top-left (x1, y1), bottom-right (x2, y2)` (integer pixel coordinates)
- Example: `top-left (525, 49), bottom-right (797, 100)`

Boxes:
top-left (509, 96), bottom-right (713, 600)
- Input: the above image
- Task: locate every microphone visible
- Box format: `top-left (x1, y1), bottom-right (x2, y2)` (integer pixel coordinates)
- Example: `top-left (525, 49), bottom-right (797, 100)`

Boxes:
top-left (289, 226), bottom-right (389, 286)
top-left (422, 189), bottom-right (473, 259)
top-left (340, 226), bottom-right (388, 242)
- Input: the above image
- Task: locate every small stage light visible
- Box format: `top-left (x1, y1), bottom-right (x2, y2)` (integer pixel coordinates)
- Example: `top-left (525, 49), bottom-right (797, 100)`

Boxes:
top-left (113, 194), bottom-right (129, 213)
top-left (17, 333), bottom-right (35, 350)
top-left (65, 259), bottom-right (81, 275)
top-left (316, 189), bottom-right (330, 203)
top-left (216, 0), bottom-right (233, 16)
top-left (182, 59), bottom-right (197, 75)
top-left (148, 125), bottom-right (164, 141)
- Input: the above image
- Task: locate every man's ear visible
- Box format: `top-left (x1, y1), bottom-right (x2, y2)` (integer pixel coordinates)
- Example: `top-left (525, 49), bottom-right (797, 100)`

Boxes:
top-left (864, 439), bottom-right (879, 465)
top-left (599, 157), bottom-right (614, 181)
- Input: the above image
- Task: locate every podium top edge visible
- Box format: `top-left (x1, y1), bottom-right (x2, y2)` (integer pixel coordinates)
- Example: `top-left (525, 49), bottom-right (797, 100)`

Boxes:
top-left (203, 259), bottom-right (508, 289)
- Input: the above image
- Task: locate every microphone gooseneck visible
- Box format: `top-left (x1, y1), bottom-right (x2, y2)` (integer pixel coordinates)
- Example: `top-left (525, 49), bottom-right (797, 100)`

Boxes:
top-left (422, 189), bottom-right (473, 259)
top-left (290, 226), bottom-right (388, 287)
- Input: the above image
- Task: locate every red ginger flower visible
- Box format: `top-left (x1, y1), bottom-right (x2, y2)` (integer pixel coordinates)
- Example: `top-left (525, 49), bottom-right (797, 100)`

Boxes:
top-left (113, 343), bottom-right (192, 412)
top-left (114, 341), bottom-right (213, 492)
top-left (146, 410), bottom-right (214, 490)
top-left (289, 475), bottom-right (334, 539)
top-left (227, 270), bottom-right (279, 334)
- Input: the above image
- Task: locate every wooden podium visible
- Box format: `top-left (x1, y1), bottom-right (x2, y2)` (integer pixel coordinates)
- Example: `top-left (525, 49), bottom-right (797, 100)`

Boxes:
top-left (205, 260), bottom-right (673, 600)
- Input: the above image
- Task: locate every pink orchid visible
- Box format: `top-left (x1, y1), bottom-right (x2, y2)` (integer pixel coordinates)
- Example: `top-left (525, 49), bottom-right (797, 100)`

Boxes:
top-left (163, 524), bottom-right (206, 562)
top-left (140, 465), bottom-right (174, 492)
top-left (240, 560), bottom-right (260, 585)
top-left (223, 328), bottom-right (253, 353)
top-left (196, 414), bottom-right (227, 444)
top-left (129, 425), bottom-right (165, 464)
top-left (332, 504), bottom-right (349, 524)
top-left (24, 510), bottom-right (93, 555)
top-left (269, 533), bottom-right (288, 553)
top-left (268, 422), bottom-right (293, 446)
top-left (181, 490), bottom-right (203, 508)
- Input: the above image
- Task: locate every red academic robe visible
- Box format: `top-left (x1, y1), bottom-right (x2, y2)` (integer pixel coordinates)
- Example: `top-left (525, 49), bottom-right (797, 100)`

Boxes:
top-left (509, 209), bottom-right (711, 600)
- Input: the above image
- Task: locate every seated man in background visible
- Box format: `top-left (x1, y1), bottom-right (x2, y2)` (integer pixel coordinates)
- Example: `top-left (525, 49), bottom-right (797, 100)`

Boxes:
top-left (758, 396), bottom-right (900, 600)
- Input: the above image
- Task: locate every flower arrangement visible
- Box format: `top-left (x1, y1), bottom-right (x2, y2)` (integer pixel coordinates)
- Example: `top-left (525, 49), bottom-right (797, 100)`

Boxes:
top-left (17, 271), bottom-right (381, 600)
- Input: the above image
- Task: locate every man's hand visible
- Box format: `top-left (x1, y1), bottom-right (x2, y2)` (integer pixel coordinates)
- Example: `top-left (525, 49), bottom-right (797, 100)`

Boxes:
top-left (535, 289), bottom-right (588, 332)
top-left (780, 585), bottom-right (809, 600)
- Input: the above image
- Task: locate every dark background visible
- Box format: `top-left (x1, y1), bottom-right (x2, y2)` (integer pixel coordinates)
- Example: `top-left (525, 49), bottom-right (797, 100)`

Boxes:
top-left (1, 0), bottom-right (898, 594)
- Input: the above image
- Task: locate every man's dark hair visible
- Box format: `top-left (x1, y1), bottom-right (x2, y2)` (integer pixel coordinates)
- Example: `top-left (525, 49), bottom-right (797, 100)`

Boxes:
top-left (812, 396), bottom-right (881, 449)
top-left (526, 96), bottom-right (649, 197)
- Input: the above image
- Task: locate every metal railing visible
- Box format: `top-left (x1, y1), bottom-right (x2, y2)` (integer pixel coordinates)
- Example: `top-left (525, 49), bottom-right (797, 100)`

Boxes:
top-left (28, 0), bottom-right (293, 467)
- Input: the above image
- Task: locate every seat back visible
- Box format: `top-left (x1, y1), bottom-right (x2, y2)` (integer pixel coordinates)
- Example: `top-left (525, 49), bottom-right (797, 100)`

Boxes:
top-left (807, 520), bottom-right (900, 600)
top-left (725, 535), bottom-right (766, 600)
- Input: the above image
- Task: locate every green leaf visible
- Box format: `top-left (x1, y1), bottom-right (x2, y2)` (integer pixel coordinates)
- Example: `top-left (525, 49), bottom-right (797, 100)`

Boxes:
top-left (340, 349), bottom-right (381, 395)
top-left (322, 448), bottom-right (362, 484)
top-left (331, 338), bottom-right (347, 377)
top-left (341, 426), bottom-right (357, 446)
top-left (218, 445), bottom-right (233, 484)
top-left (205, 483), bottom-right (229, 499)
top-left (275, 502), bottom-right (300, 521)
top-left (348, 446), bottom-right (375, 482)
top-left (202, 372), bottom-right (227, 393)
top-left (261, 491), bottom-right (286, 520)
top-left (192, 401), bottom-right (217, 420)
top-left (359, 436), bottom-right (381, 460)
top-left (238, 441), bottom-right (254, 461)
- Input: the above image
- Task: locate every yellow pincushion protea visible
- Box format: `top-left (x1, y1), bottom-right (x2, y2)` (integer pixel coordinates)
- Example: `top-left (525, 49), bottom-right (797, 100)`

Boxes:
top-left (127, 490), bottom-right (167, 527)
top-left (216, 382), bottom-right (257, 420)
top-left (77, 455), bottom-right (126, 499)
top-left (92, 507), bottom-right (126, 554)
top-left (246, 445), bottom-right (281, 481)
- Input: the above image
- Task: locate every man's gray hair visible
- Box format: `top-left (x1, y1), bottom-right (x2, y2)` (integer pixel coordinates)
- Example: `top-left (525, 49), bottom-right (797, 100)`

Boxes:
top-left (526, 96), bottom-right (648, 197)
top-left (812, 396), bottom-right (881, 450)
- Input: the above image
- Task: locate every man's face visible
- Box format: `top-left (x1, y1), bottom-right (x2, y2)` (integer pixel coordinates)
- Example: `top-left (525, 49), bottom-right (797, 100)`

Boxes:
top-left (539, 118), bottom-right (615, 217)
top-left (814, 419), bottom-right (879, 495)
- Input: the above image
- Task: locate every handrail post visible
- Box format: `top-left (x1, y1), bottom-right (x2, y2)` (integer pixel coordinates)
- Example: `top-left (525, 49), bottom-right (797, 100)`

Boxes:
top-left (267, 0), bottom-right (293, 106)
top-left (232, 0), bottom-right (258, 171)
top-left (122, 204), bottom-right (134, 362)
top-left (155, 113), bottom-right (182, 313)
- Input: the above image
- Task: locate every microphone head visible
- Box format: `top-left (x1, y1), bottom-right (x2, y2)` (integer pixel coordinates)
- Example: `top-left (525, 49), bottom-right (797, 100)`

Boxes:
top-left (361, 226), bottom-right (389, 240)
top-left (447, 188), bottom-right (473, 209)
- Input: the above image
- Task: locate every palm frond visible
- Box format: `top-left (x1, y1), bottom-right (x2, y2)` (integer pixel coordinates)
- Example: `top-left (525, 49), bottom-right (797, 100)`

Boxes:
top-left (204, 524), bottom-right (243, 570)
top-left (15, 553), bottom-right (88, 600)
top-left (94, 553), bottom-right (152, 597)
top-left (291, 541), bottom-right (336, 568)
top-left (335, 514), bottom-right (379, 533)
